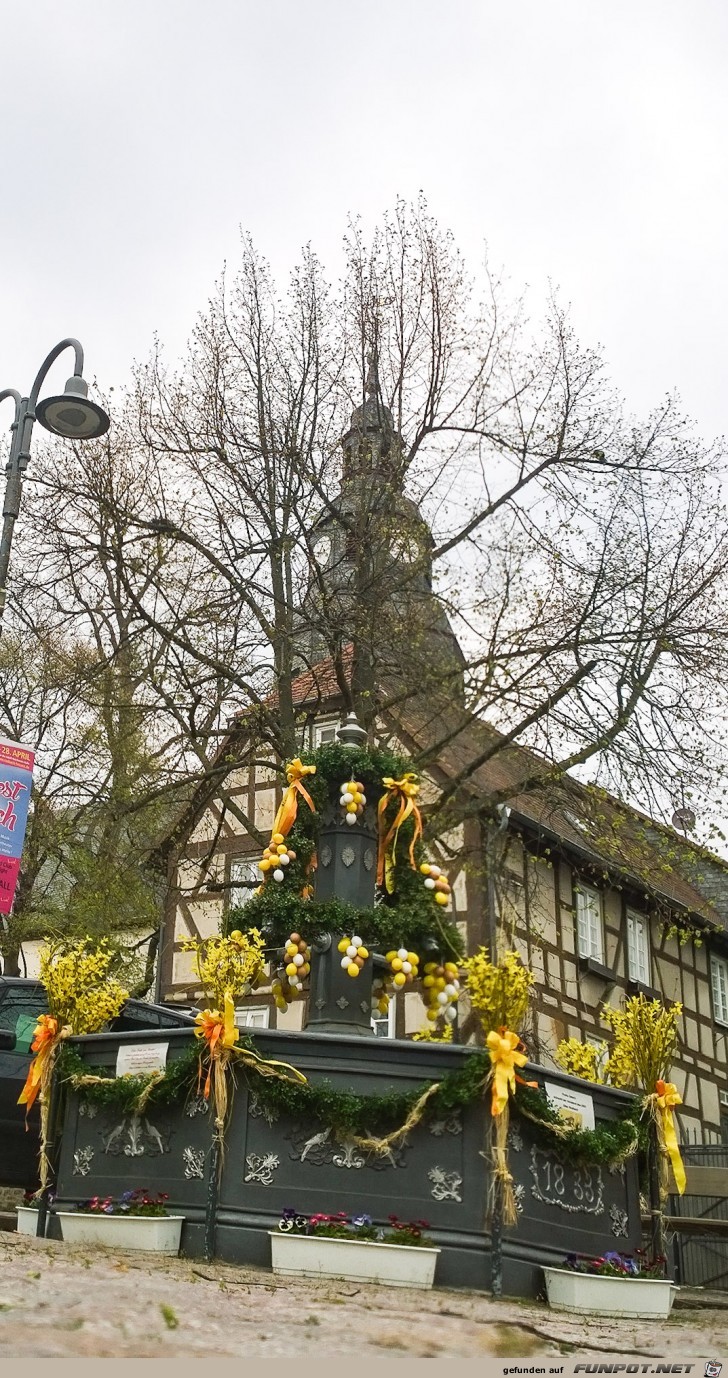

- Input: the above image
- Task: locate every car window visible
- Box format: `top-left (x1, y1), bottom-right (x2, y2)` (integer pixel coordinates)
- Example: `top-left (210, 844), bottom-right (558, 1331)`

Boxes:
top-left (0, 987), bottom-right (47, 1053)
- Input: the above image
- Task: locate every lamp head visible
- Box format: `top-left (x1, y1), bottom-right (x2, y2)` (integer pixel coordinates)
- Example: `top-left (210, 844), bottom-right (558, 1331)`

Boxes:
top-left (35, 376), bottom-right (110, 440)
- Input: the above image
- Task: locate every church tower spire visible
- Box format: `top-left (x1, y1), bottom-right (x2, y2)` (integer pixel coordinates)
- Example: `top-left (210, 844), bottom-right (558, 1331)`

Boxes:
top-left (341, 351), bottom-right (403, 489)
top-left (293, 352), bottom-right (464, 700)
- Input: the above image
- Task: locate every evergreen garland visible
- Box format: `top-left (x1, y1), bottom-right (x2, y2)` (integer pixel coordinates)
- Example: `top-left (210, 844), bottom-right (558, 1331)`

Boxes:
top-left (230, 741), bottom-right (464, 960)
top-left (58, 1038), bottom-right (643, 1169)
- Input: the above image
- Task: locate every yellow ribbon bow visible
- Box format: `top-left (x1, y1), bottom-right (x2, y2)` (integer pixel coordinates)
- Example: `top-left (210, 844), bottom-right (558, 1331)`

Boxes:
top-left (271, 758), bottom-right (317, 839)
top-left (486, 1028), bottom-right (531, 1117)
top-left (18, 1014), bottom-right (61, 1114)
top-left (376, 773), bottom-right (423, 891)
top-left (654, 1078), bottom-right (686, 1195)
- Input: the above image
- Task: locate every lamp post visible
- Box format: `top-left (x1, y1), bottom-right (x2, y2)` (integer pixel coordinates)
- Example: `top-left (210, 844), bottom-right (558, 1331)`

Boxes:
top-left (0, 338), bottom-right (110, 627)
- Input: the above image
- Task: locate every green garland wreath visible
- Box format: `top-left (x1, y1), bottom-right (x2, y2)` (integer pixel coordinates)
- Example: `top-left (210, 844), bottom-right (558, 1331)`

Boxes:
top-left (228, 742), bottom-right (464, 961)
top-left (58, 1042), bottom-right (643, 1169)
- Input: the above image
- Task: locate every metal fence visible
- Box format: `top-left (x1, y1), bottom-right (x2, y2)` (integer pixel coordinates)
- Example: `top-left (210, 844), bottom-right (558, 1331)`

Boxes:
top-left (670, 1144), bottom-right (728, 1290)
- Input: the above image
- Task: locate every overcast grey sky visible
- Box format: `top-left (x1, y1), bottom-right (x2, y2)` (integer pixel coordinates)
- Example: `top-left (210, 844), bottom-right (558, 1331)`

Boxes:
top-left (0, 0), bottom-right (726, 441)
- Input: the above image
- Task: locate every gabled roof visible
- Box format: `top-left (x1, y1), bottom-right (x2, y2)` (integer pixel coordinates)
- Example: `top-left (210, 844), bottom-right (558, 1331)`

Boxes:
top-left (393, 695), bottom-right (727, 931)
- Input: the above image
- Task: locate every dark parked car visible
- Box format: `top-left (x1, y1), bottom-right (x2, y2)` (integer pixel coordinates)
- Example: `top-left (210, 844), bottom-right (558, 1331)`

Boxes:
top-left (0, 977), bottom-right (195, 1189)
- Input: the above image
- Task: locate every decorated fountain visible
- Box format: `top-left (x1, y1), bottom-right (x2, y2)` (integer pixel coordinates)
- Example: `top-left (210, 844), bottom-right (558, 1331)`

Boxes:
top-left (24, 716), bottom-right (663, 1297)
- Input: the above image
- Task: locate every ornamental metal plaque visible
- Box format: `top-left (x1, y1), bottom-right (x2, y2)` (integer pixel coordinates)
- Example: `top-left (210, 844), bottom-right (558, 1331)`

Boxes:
top-left (529, 1146), bottom-right (604, 1215)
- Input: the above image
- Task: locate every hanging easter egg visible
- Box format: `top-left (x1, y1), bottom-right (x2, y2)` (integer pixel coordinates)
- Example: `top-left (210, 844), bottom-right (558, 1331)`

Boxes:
top-left (273, 869), bottom-right (284, 882)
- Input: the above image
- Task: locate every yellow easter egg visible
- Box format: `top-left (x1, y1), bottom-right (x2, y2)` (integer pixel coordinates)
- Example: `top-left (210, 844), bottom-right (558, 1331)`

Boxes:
top-left (419, 864), bottom-right (431, 875)
top-left (272, 833), bottom-right (284, 845)
top-left (357, 946), bottom-right (369, 960)
top-left (435, 892), bottom-right (449, 906)
top-left (347, 963), bottom-right (360, 978)
top-left (390, 957), bottom-right (403, 972)
top-left (422, 975), bottom-right (435, 988)
top-left (258, 858), bottom-right (271, 872)
top-left (407, 952), bottom-right (418, 965)
top-left (338, 938), bottom-right (350, 953)
top-left (285, 963), bottom-right (297, 977)
top-left (393, 972), bottom-right (406, 988)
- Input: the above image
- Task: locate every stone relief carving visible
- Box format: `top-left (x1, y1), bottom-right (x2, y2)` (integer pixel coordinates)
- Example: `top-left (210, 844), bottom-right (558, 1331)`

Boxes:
top-left (341, 846), bottom-right (356, 867)
top-left (101, 1114), bottom-right (169, 1158)
top-left (183, 1147), bottom-right (205, 1179)
top-left (320, 845), bottom-right (332, 868)
top-left (73, 1146), bottom-right (94, 1176)
top-left (610, 1204), bottom-right (629, 1237)
top-left (428, 1166), bottom-right (463, 1202)
top-left (248, 1092), bottom-right (279, 1125)
top-left (244, 1153), bottom-right (280, 1185)
top-left (288, 1125), bottom-right (405, 1171)
top-left (185, 1095), bottom-right (209, 1118)
top-left (429, 1112), bottom-right (462, 1137)
top-left (78, 1101), bottom-right (98, 1120)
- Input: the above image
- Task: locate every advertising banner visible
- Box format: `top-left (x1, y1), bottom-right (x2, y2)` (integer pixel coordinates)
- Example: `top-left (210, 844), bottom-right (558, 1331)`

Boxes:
top-left (0, 738), bottom-right (34, 916)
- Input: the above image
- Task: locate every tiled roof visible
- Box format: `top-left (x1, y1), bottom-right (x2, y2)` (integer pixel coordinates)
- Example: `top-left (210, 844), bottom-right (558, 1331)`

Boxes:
top-left (392, 696), bottom-right (727, 930)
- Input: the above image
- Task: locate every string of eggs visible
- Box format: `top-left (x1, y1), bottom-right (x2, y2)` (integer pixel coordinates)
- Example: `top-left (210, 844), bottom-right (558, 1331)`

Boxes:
top-left (339, 779), bottom-right (367, 824)
top-left (420, 861), bottom-right (451, 906)
top-left (423, 960), bottom-right (460, 1023)
top-left (385, 947), bottom-right (420, 988)
top-left (272, 931), bottom-right (311, 1011)
top-left (258, 832), bottom-right (296, 882)
top-left (337, 934), bottom-right (370, 977)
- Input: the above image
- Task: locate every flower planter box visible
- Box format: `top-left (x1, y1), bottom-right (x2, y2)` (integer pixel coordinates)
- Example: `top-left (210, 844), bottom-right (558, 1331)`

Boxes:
top-left (16, 1206), bottom-right (43, 1237)
top-left (269, 1231), bottom-right (439, 1288)
top-left (543, 1266), bottom-right (677, 1320)
top-left (57, 1212), bottom-right (184, 1254)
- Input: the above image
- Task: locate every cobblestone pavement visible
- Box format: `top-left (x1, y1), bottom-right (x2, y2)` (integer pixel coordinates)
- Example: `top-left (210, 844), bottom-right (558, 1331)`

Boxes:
top-left (0, 1232), bottom-right (726, 1359)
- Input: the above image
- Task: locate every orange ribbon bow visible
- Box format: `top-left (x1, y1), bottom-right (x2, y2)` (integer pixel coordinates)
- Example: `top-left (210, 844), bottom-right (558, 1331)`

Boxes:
top-left (272, 758), bottom-right (317, 839)
top-left (194, 995), bottom-right (239, 1099)
top-left (18, 1014), bottom-right (61, 1115)
top-left (376, 773), bottom-right (423, 891)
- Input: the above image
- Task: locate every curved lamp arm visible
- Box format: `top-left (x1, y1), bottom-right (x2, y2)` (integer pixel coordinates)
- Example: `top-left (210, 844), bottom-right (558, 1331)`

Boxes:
top-left (0, 389), bottom-right (22, 427)
top-left (28, 338), bottom-right (84, 412)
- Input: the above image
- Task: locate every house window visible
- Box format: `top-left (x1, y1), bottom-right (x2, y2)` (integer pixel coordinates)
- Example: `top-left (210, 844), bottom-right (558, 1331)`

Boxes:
top-left (229, 856), bottom-right (261, 911)
top-left (312, 718), bottom-right (339, 747)
top-left (711, 954), bottom-right (728, 1026)
top-left (371, 995), bottom-right (396, 1038)
top-left (235, 1005), bottom-right (270, 1030)
top-left (575, 884), bottom-right (604, 962)
top-left (626, 909), bottom-right (650, 986)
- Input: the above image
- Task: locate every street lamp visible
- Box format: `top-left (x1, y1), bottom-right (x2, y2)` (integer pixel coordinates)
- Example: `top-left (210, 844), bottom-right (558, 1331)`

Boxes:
top-left (0, 338), bottom-right (110, 626)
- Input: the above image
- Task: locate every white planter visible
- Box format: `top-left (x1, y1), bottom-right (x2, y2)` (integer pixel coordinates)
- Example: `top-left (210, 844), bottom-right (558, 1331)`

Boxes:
top-left (270, 1231), bottom-right (439, 1288)
top-left (543, 1266), bottom-right (677, 1320)
top-left (16, 1206), bottom-right (43, 1237)
top-left (57, 1212), bottom-right (184, 1254)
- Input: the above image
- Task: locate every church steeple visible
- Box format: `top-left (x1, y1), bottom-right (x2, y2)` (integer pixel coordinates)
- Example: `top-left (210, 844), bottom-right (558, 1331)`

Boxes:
top-left (341, 352), bottom-right (403, 488)
top-left (293, 352), bottom-right (464, 698)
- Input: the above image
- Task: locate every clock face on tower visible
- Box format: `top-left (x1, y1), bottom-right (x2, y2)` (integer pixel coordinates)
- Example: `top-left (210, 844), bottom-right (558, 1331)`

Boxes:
top-left (312, 534), bottom-right (331, 567)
